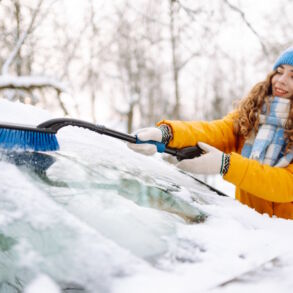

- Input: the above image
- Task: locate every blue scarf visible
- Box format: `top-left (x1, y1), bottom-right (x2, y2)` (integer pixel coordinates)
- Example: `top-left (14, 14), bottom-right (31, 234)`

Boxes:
top-left (241, 97), bottom-right (293, 167)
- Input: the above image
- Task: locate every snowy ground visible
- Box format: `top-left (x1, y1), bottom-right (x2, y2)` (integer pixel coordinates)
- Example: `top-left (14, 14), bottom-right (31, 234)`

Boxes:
top-left (0, 99), bottom-right (293, 293)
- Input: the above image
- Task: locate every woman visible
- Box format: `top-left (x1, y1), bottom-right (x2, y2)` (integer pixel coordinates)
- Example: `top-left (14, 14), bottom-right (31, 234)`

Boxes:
top-left (128, 47), bottom-right (293, 220)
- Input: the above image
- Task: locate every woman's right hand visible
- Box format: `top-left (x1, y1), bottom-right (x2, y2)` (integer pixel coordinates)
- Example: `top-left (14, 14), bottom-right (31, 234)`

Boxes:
top-left (127, 127), bottom-right (162, 155)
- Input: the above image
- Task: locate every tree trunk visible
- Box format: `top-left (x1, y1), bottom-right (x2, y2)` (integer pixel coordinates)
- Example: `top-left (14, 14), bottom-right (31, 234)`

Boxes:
top-left (127, 105), bottom-right (134, 134)
top-left (169, 0), bottom-right (180, 119)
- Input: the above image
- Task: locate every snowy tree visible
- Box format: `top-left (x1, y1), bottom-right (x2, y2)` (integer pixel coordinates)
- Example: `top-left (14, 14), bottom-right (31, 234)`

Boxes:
top-left (0, 0), bottom-right (68, 114)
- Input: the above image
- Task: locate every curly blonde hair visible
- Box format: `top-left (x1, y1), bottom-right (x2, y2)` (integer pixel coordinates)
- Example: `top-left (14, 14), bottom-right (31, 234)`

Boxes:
top-left (233, 71), bottom-right (293, 154)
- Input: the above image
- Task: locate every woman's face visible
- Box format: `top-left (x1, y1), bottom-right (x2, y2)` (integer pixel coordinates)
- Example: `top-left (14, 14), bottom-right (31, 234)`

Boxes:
top-left (272, 64), bottom-right (293, 99)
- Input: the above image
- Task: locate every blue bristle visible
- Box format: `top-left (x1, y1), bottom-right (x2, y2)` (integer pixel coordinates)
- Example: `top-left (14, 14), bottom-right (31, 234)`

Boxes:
top-left (0, 128), bottom-right (59, 151)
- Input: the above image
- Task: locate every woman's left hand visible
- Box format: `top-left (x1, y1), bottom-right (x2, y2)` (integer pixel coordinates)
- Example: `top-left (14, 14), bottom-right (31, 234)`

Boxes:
top-left (176, 142), bottom-right (224, 175)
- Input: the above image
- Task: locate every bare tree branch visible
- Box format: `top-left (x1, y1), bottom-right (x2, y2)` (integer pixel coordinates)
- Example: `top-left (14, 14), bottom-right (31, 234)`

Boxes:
top-left (125, 2), bottom-right (169, 27)
top-left (223, 0), bottom-right (268, 55)
top-left (175, 0), bottom-right (203, 21)
top-left (56, 90), bottom-right (69, 116)
top-left (177, 51), bottom-right (200, 71)
top-left (0, 75), bottom-right (66, 92)
top-left (1, 0), bottom-right (44, 74)
top-left (30, 0), bottom-right (59, 35)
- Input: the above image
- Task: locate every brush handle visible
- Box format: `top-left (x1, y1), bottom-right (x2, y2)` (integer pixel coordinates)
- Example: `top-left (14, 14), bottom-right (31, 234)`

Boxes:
top-left (174, 145), bottom-right (204, 161)
top-left (135, 137), bottom-right (204, 160)
top-left (135, 137), bottom-right (166, 153)
top-left (37, 118), bottom-right (204, 160)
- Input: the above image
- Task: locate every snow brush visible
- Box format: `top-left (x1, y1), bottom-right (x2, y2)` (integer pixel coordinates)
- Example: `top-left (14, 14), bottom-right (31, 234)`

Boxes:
top-left (0, 118), bottom-right (204, 161)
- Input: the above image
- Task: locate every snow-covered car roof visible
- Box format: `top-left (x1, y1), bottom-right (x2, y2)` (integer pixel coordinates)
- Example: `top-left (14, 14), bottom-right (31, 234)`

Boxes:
top-left (0, 100), bottom-right (293, 293)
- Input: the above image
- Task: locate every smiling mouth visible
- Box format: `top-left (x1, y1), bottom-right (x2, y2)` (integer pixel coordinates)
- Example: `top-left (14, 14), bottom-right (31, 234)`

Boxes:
top-left (275, 87), bottom-right (288, 95)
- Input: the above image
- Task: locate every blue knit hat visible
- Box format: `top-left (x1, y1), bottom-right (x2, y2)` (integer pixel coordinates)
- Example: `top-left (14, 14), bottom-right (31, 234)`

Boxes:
top-left (273, 46), bottom-right (293, 70)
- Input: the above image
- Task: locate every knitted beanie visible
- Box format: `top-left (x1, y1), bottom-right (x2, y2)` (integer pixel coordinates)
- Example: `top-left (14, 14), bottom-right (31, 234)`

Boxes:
top-left (273, 46), bottom-right (293, 70)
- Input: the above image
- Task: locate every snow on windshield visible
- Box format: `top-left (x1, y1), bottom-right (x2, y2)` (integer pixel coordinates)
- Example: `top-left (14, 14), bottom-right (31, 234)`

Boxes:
top-left (0, 100), bottom-right (293, 293)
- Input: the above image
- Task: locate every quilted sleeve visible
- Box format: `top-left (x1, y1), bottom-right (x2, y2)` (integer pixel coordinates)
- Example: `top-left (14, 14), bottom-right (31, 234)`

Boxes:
top-left (224, 152), bottom-right (293, 203)
top-left (157, 111), bottom-right (238, 153)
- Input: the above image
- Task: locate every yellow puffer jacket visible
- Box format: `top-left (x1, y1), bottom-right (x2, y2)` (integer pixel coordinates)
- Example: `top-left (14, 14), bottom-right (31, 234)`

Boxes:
top-left (157, 112), bottom-right (293, 219)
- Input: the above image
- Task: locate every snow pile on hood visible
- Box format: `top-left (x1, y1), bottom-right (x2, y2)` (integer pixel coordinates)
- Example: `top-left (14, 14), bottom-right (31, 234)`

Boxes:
top-left (24, 275), bottom-right (60, 293)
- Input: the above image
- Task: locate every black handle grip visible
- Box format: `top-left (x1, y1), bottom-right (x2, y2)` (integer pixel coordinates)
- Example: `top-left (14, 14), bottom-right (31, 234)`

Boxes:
top-left (175, 145), bottom-right (205, 161)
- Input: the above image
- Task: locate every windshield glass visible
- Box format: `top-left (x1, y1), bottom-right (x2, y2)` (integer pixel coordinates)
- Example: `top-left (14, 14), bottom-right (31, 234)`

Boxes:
top-left (0, 127), bottom-right (213, 292)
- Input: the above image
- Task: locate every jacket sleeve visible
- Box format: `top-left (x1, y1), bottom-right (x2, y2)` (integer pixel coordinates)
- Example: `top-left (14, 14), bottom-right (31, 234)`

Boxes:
top-left (157, 111), bottom-right (238, 153)
top-left (224, 152), bottom-right (293, 203)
